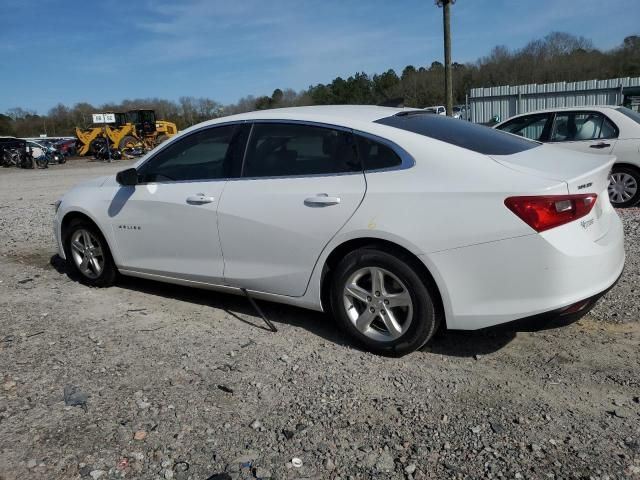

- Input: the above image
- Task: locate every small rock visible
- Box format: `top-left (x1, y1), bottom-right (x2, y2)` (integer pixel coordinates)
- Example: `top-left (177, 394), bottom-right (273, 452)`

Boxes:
top-left (490, 422), bottom-right (505, 434)
top-left (3, 380), bottom-right (16, 391)
top-left (250, 420), bottom-right (262, 430)
top-left (254, 467), bottom-right (271, 478)
top-left (375, 451), bottom-right (394, 471)
top-left (64, 385), bottom-right (88, 408)
top-left (163, 469), bottom-right (174, 479)
top-left (324, 458), bottom-right (336, 471)
top-left (133, 430), bottom-right (147, 441)
top-left (291, 457), bottom-right (303, 468)
top-left (470, 425), bottom-right (482, 434)
top-left (89, 470), bottom-right (106, 480)
top-left (279, 355), bottom-right (290, 363)
top-left (405, 463), bottom-right (417, 474)
top-left (26, 459), bottom-right (37, 469)
top-left (473, 354), bottom-right (482, 360)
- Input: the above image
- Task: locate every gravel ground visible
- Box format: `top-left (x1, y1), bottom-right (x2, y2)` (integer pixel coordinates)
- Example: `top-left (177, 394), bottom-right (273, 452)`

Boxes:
top-left (0, 160), bottom-right (639, 480)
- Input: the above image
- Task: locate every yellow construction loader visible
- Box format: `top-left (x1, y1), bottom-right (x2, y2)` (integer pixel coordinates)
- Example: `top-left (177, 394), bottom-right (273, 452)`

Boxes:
top-left (75, 110), bottom-right (177, 156)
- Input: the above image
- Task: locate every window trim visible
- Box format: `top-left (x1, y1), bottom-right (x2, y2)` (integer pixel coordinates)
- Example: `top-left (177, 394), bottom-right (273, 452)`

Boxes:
top-left (232, 120), bottom-right (414, 181)
top-left (135, 120), bottom-right (248, 185)
top-left (547, 111), bottom-right (620, 144)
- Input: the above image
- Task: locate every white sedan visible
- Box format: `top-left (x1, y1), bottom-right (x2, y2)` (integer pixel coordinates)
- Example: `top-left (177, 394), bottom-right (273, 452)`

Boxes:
top-left (54, 106), bottom-right (624, 355)
top-left (495, 106), bottom-right (640, 208)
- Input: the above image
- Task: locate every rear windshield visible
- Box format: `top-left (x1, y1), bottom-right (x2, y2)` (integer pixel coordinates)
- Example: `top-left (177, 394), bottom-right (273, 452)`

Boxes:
top-left (617, 107), bottom-right (640, 125)
top-left (375, 113), bottom-right (539, 155)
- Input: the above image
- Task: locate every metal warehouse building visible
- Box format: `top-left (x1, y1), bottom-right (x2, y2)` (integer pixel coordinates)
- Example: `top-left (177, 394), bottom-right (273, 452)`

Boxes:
top-left (468, 76), bottom-right (640, 123)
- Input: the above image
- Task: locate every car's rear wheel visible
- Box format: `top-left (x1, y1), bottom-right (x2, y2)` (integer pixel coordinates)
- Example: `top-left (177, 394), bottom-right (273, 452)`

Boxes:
top-left (330, 248), bottom-right (439, 356)
top-left (64, 219), bottom-right (117, 287)
top-left (608, 166), bottom-right (640, 208)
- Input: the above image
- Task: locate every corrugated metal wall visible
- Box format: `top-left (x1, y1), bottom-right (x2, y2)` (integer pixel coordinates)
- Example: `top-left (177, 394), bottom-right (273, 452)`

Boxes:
top-left (469, 77), bottom-right (640, 123)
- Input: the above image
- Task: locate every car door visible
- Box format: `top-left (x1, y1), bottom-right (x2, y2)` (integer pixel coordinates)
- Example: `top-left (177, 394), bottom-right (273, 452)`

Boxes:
top-left (548, 111), bottom-right (618, 155)
top-left (217, 122), bottom-right (366, 296)
top-left (109, 123), bottom-right (247, 283)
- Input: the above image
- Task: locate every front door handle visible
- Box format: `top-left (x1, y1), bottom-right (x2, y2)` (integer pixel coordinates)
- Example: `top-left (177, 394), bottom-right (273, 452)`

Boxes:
top-left (304, 193), bottom-right (341, 207)
top-left (590, 142), bottom-right (610, 149)
top-left (186, 194), bottom-right (215, 204)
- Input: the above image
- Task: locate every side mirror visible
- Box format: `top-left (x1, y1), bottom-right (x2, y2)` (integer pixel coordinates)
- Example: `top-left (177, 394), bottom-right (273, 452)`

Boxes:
top-left (116, 168), bottom-right (138, 186)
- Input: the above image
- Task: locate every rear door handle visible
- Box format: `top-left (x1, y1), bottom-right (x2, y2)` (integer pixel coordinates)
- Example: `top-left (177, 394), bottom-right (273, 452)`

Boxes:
top-left (186, 194), bottom-right (215, 204)
top-left (304, 193), bottom-right (341, 207)
top-left (590, 142), bottom-right (610, 149)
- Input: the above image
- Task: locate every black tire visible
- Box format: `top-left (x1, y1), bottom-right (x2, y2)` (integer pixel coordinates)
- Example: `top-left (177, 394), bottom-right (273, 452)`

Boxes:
top-left (63, 219), bottom-right (117, 287)
top-left (36, 154), bottom-right (49, 169)
top-left (330, 248), bottom-right (439, 356)
top-left (608, 165), bottom-right (640, 208)
top-left (119, 135), bottom-right (138, 150)
top-left (90, 138), bottom-right (107, 157)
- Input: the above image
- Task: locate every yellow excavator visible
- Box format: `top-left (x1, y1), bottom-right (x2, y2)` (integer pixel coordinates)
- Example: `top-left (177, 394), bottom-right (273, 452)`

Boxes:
top-left (75, 110), bottom-right (177, 156)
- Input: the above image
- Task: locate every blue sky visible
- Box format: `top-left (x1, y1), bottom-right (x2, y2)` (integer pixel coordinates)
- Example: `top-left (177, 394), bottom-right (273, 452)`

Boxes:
top-left (1, 0), bottom-right (637, 114)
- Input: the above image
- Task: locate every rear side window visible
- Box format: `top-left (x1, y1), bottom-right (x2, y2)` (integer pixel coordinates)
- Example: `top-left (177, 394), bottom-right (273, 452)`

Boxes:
top-left (550, 112), bottom-right (618, 142)
top-left (375, 113), bottom-right (539, 155)
top-left (356, 135), bottom-right (402, 170)
top-left (617, 106), bottom-right (640, 125)
top-left (243, 123), bottom-right (360, 178)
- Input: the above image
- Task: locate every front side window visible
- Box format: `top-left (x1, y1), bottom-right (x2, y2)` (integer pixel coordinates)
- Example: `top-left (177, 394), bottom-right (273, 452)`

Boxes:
top-left (138, 124), bottom-right (244, 182)
top-left (550, 112), bottom-right (618, 142)
top-left (498, 114), bottom-right (551, 141)
top-left (242, 123), bottom-right (360, 178)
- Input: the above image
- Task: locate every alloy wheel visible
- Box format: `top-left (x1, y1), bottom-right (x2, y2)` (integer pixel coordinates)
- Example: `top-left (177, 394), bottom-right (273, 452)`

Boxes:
top-left (70, 229), bottom-right (105, 279)
top-left (342, 267), bottom-right (413, 342)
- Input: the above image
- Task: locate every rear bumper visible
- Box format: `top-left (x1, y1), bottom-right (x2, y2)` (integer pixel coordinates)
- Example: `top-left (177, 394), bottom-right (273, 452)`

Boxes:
top-left (477, 269), bottom-right (622, 332)
top-left (421, 212), bottom-right (625, 330)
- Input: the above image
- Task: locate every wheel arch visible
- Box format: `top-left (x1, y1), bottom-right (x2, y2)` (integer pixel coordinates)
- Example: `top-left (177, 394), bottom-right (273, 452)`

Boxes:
top-left (612, 162), bottom-right (640, 173)
top-left (60, 210), bottom-right (117, 262)
top-left (319, 237), bottom-right (446, 328)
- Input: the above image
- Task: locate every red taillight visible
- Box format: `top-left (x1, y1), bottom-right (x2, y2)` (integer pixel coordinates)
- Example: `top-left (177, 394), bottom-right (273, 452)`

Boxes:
top-left (504, 194), bottom-right (597, 232)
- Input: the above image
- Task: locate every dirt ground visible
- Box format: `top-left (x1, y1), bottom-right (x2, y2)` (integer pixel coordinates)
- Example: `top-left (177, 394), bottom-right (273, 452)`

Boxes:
top-left (0, 159), bottom-right (639, 480)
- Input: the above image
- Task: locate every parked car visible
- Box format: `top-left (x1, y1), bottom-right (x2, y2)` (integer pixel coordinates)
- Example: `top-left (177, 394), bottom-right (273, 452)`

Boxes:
top-left (54, 139), bottom-right (76, 158)
top-left (452, 105), bottom-right (468, 120)
top-left (495, 106), bottom-right (640, 207)
top-left (54, 106), bottom-right (624, 355)
top-left (425, 105), bottom-right (446, 115)
top-left (27, 140), bottom-right (65, 164)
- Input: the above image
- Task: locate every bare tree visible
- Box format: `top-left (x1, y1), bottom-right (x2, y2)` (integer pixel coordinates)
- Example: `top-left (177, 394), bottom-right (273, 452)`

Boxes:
top-left (436, 0), bottom-right (455, 115)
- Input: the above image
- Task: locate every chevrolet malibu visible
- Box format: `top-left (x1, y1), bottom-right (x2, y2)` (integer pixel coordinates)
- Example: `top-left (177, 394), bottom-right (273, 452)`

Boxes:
top-left (54, 106), bottom-right (625, 355)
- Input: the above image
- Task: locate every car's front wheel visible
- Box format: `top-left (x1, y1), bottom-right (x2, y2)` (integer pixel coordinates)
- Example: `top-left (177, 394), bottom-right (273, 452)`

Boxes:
top-left (64, 219), bottom-right (117, 287)
top-left (330, 248), bottom-right (439, 356)
top-left (608, 166), bottom-right (640, 208)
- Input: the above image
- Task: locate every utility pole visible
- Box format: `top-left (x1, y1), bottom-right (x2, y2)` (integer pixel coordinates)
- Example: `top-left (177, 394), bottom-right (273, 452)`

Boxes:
top-left (436, 0), bottom-right (455, 116)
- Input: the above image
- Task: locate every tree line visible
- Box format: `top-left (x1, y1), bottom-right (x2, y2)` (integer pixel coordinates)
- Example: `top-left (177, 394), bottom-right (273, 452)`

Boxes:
top-left (1, 32), bottom-right (638, 138)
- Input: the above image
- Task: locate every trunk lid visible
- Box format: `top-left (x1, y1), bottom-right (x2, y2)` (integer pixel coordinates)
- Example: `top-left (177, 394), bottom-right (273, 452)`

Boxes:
top-left (492, 144), bottom-right (616, 241)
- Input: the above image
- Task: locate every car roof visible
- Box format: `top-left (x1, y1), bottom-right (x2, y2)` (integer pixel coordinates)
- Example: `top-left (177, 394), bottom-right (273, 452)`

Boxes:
top-left (502, 105), bottom-right (619, 119)
top-left (205, 105), bottom-right (414, 127)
